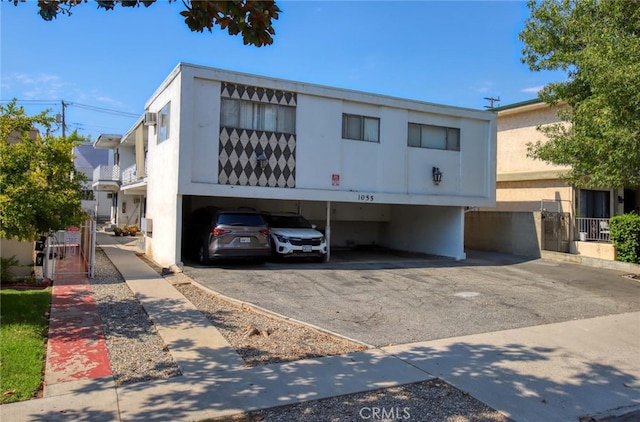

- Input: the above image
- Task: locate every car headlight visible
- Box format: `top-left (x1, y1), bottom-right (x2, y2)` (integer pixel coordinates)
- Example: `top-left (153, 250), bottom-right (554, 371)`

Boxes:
top-left (320, 236), bottom-right (325, 243)
top-left (275, 234), bottom-right (289, 243)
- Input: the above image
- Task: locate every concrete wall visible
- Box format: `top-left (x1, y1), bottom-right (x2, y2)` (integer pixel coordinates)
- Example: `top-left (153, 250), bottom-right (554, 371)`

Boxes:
top-left (465, 211), bottom-right (542, 258)
top-left (386, 205), bottom-right (465, 260)
top-left (492, 179), bottom-right (575, 216)
top-left (119, 195), bottom-right (144, 227)
top-left (570, 241), bottom-right (616, 261)
top-left (144, 70), bottom-right (183, 268)
top-left (1, 238), bottom-right (33, 279)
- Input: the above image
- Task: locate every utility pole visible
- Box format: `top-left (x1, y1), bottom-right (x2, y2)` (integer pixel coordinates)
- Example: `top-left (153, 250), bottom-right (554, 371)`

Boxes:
top-left (484, 96), bottom-right (500, 109)
top-left (61, 100), bottom-right (67, 137)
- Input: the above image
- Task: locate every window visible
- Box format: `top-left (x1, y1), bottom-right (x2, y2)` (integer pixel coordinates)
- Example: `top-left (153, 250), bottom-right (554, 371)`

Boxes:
top-left (342, 114), bottom-right (380, 142)
top-left (158, 102), bottom-right (170, 143)
top-left (80, 190), bottom-right (95, 200)
top-left (408, 123), bottom-right (460, 151)
top-left (220, 98), bottom-right (295, 134)
top-left (580, 190), bottom-right (610, 218)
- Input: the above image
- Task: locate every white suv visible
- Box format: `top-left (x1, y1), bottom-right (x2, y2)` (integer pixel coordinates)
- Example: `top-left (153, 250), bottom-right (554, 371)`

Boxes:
top-left (263, 213), bottom-right (327, 262)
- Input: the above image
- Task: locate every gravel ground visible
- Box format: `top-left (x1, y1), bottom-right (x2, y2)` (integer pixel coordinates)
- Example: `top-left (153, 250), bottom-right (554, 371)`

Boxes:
top-left (213, 381), bottom-right (510, 422)
top-left (90, 247), bottom-right (510, 421)
top-left (175, 283), bottom-right (368, 366)
top-left (89, 248), bottom-right (181, 385)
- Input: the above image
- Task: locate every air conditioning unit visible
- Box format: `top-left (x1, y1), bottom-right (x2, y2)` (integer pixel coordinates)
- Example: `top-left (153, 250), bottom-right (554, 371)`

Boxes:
top-left (143, 111), bottom-right (157, 126)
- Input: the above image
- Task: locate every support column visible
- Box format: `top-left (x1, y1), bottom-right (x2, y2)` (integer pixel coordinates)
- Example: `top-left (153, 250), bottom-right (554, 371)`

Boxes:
top-left (326, 201), bottom-right (331, 262)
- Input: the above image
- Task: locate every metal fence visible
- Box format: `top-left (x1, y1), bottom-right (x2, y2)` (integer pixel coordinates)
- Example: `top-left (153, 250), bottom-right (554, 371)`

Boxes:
top-left (576, 217), bottom-right (611, 242)
top-left (42, 217), bottom-right (96, 280)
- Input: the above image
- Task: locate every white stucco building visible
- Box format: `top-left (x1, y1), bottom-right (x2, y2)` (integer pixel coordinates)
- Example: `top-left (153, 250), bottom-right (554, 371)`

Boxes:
top-left (94, 63), bottom-right (497, 269)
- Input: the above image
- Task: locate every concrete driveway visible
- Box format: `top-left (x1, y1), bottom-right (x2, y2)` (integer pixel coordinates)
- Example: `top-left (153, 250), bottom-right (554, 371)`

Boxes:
top-left (182, 249), bottom-right (640, 347)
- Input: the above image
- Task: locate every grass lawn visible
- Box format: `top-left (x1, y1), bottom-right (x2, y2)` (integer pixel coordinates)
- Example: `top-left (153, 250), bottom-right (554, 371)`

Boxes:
top-left (0, 288), bottom-right (51, 404)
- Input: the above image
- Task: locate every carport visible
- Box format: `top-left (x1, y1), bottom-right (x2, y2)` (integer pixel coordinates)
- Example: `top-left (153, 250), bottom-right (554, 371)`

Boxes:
top-left (180, 194), bottom-right (465, 263)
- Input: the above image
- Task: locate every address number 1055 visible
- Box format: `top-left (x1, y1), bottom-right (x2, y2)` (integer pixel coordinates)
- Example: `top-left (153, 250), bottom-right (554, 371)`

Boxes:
top-left (357, 194), bottom-right (374, 202)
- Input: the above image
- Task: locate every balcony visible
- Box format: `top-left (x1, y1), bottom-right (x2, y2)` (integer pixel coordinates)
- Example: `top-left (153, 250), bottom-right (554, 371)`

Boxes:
top-left (92, 165), bottom-right (120, 192)
top-left (121, 164), bottom-right (147, 194)
top-left (576, 217), bottom-right (611, 242)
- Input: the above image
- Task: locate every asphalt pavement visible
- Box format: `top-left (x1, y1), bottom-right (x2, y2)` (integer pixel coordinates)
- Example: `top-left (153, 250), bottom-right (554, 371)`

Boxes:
top-left (183, 249), bottom-right (640, 347)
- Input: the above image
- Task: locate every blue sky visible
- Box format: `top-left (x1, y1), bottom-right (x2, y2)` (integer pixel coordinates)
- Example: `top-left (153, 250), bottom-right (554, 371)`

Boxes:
top-left (1, 1), bottom-right (565, 141)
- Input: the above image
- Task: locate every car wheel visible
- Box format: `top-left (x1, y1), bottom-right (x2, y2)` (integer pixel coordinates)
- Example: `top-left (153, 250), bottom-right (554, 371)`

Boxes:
top-left (198, 243), bottom-right (210, 265)
top-left (270, 248), bottom-right (283, 262)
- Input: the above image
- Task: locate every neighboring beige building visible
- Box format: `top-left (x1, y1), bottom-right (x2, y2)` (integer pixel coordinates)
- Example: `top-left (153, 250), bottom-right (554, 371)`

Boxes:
top-left (466, 99), bottom-right (639, 260)
top-left (493, 100), bottom-right (573, 216)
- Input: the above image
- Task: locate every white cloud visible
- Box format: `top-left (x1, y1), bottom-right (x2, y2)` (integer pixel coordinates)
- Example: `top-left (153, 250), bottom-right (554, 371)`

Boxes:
top-left (1, 72), bottom-right (130, 111)
top-left (91, 92), bottom-right (129, 110)
top-left (521, 85), bottom-right (544, 94)
top-left (475, 81), bottom-right (494, 94)
top-left (2, 72), bottom-right (69, 99)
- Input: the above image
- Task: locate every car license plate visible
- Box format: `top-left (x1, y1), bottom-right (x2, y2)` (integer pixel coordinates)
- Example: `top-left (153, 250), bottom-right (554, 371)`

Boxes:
top-left (240, 237), bottom-right (251, 244)
top-left (302, 245), bottom-right (312, 252)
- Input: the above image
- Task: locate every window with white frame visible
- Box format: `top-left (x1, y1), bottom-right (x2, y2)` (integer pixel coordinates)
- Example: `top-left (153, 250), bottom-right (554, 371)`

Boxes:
top-left (158, 102), bottom-right (170, 143)
top-left (220, 98), bottom-right (295, 134)
top-left (408, 123), bottom-right (460, 151)
top-left (342, 114), bottom-right (380, 142)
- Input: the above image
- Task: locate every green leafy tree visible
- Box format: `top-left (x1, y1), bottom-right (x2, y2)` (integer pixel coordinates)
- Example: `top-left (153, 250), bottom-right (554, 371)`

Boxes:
top-left (520, 0), bottom-right (640, 188)
top-left (11, 0), bottom-right (280, 47)
top-left (1, 100), bottom-right (87, 241)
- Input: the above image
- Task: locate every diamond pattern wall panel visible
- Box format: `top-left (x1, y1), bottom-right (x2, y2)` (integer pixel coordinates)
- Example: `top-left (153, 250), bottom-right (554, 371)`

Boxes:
top-left (221, 82), bottom-right (297, 106)
top-left (219, 128), bottom-right (296, 188)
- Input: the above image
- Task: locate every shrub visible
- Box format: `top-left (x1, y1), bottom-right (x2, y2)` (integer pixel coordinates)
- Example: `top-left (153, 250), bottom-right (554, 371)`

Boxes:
top-left (610, 213), bottom-right (640, 264)
top-left (0, 255), bottom-right (19, 283)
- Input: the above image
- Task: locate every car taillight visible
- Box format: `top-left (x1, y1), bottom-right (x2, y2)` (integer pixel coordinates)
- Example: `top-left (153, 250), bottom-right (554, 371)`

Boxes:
top-left (260, 229), bottom-right (270, 235)
top-left (212, 228), bottom-right (231, 236)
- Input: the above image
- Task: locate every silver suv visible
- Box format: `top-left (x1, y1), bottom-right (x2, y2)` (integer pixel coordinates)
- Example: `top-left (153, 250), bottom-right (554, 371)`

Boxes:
top-left (186, 207), bottom-right (271, 264)
top-left (263, 212), bottom-right (327, 262)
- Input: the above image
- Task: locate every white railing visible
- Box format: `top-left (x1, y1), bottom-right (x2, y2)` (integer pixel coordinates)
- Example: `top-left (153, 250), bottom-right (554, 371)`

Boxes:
top-left (576, 217), bottom-right (611, 242)
top-left (93, 165), bottom-right (120, 182)
top-left (122, 164), bottom-right (137, 186)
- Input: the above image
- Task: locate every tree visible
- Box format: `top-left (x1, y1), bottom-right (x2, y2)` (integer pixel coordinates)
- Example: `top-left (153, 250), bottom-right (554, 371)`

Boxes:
top-left (11, 0), bottom-right (280, 47)
top-left (519, 0), bottom-right (640, 188)
top-left (1, 100), bottom-right (88, 241)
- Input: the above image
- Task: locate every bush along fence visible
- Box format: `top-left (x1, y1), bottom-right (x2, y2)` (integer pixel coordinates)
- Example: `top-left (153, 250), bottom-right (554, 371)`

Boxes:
top-left (610, 213), bottom-right (640, 264)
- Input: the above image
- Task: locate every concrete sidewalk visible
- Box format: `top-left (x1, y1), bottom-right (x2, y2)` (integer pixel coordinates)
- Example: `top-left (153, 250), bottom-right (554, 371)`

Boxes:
top-left (3, 234), bottom-right (639, 421)
top-left (385, 312), bottom-right (640, 422)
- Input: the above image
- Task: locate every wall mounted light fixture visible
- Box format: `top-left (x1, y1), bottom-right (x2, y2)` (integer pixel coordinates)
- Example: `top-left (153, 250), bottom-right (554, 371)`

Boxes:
top-left (618, 195), bottom-right (624, 204)
top-left (432, 167), bottom-right (443, 185)
top-left (256, 150), bottom-right (268, 170)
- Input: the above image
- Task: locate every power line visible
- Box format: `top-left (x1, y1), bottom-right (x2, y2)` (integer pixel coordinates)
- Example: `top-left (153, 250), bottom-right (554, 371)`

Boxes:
top-left (0, 99), bottom-right (58, 103)
top-left (1, 99), bottom-right (140, 118)
top-left (69, 102), bottom-right (139, 118)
